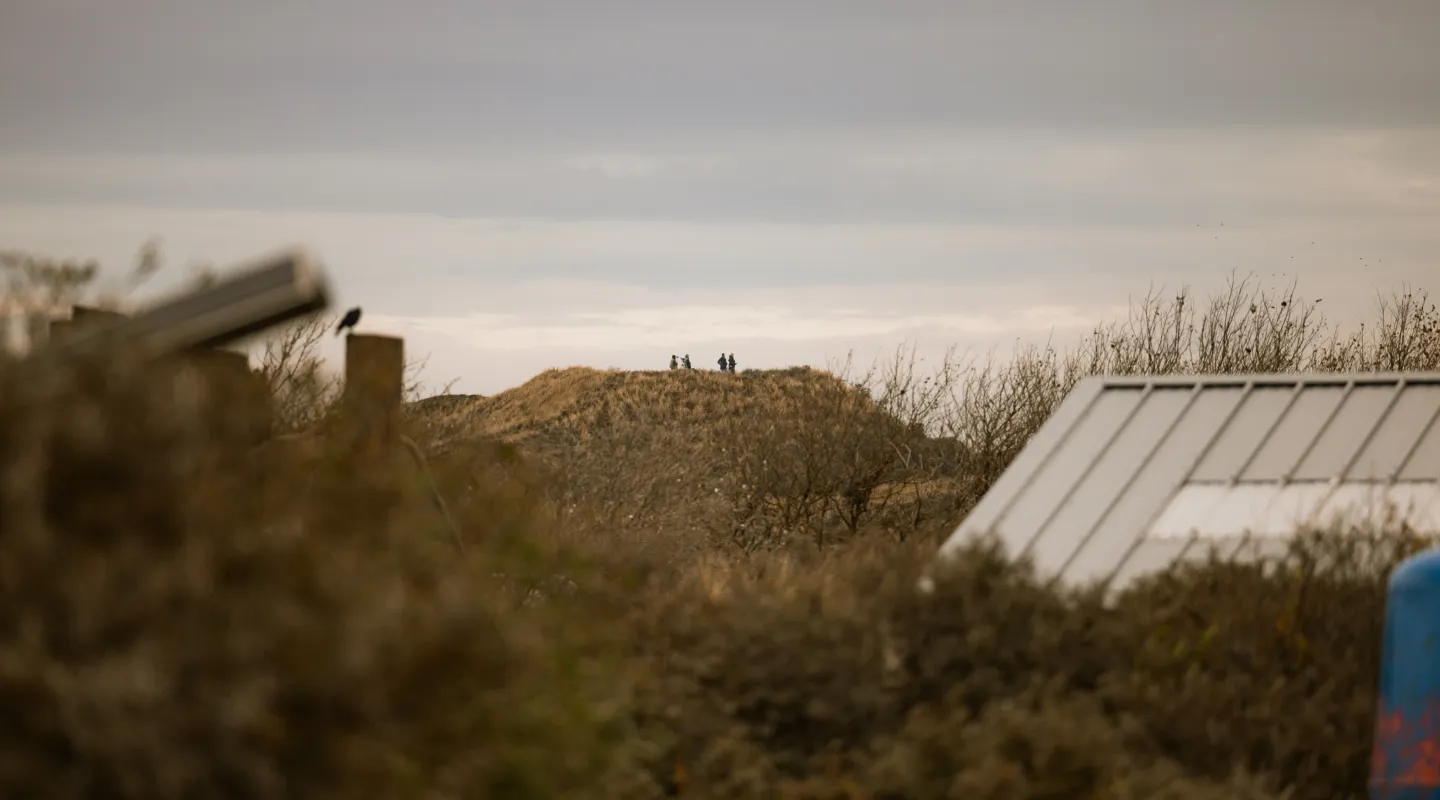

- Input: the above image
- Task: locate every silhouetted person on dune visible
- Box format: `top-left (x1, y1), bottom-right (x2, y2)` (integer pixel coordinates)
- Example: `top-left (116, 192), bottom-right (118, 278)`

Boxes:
top-left (670, 354), bottom-right (678, 370)
top-left (335, 306), bottom-right (362, 336)
top-left (717, 353), bottom-right (728, 371)
top-left (682, 354), bottom-right (692, 369)
top-left (728, 353), bottom-right (736, 372)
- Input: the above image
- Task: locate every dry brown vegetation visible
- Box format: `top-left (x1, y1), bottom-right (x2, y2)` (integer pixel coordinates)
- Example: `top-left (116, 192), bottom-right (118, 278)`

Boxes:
top-left (259, 311), bottom-right (447, 434)
top-left (3, 248), bottom-right (1440, 798)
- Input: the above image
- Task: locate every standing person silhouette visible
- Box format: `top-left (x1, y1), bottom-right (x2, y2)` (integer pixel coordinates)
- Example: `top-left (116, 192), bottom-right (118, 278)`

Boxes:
top-left (717, 353), bottom-right (728, 372)
top-left (727, 353), bottom-right (736, 372)
top-left (682, 354), bottom-right (692, 369)
top-left (670, 354), bottom-right (678, 370)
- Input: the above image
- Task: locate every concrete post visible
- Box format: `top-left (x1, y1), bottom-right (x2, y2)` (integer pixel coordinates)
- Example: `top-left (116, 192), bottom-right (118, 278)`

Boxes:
top-left (343, 334), bottom-right (404, 462)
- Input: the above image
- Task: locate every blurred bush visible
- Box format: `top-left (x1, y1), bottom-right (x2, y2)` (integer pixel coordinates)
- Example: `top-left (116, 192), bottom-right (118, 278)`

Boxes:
top-left (0, 349), bottom-right (627, 799)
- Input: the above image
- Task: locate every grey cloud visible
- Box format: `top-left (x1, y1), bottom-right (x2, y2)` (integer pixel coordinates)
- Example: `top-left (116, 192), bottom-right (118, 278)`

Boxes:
top-left (2, 0), bottom-right (1436, 319)
top-left (3, 128), bottom-right (1437, 227)
top-left (3, 0), bottom-right (1438, 155)
top-left (1, 197), bottom-right (1434, 309)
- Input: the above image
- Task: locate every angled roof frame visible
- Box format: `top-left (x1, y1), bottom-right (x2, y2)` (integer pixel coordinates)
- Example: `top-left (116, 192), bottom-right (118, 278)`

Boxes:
top-left (938, 371), bottom-right (1440, 592)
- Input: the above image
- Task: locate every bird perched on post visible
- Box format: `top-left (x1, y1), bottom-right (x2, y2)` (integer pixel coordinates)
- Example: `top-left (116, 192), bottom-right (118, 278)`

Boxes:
top-left (335, 306), bottom-right (362, 336)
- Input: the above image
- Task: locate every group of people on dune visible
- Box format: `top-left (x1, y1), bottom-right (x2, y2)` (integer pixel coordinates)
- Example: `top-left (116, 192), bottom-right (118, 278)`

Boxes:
top-left (670, 353), bottom-right (737, 372)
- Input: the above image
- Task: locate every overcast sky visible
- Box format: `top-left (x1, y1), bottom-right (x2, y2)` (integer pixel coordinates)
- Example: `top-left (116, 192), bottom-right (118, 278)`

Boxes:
top-left (2, 0), bottom-right (1437, 393)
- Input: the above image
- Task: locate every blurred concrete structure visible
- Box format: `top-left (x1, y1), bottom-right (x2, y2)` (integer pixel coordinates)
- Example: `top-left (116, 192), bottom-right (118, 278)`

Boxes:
top-left (11, 247), bottom-right (419, 465)
top-left (39, 248), bottom-right (330, 361)
top-left (26, 247), bottom-right (333, 446)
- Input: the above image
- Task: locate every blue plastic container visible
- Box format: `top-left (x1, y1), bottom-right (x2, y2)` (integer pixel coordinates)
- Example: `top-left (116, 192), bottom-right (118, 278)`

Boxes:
top-left (1372, 548), bottom-right (1440, 800)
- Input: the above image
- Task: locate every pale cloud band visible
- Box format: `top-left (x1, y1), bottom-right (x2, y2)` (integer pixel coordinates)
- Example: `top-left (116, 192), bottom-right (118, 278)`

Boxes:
top-left (0, 191), bottom-right (1432, 395)
top-left (366, 302), bottom-right (1123, 353)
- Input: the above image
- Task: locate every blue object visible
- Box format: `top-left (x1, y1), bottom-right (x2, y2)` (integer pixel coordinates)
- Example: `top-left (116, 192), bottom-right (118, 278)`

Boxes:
top-left (1372, 548), bottom-right (1440, 799)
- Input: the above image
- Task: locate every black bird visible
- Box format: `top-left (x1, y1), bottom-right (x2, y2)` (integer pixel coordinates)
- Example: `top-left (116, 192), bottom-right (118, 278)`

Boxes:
top-left (335, 306), bottom-right (362, 336)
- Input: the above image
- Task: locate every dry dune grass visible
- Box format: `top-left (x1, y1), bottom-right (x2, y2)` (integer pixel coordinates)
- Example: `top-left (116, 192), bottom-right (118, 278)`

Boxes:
top-left (412, 365), bottom-right (866, 450)
top-left (3, 248), bottom-right (1440, 798)
top-left (409, 364), bottom-right (923, 561)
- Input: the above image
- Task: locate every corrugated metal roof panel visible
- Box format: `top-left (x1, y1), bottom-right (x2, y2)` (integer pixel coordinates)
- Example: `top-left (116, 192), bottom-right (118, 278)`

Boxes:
top-left (1239, 386), bottom-right (1345, 480)
top-left (1253, 482), bottom-right (1336, 536)
top-left (1190, 484), bottom-right (1285, 537)
top-left (1347, 385), bottom-right (1440, 480)
top-left (1055, 388), bottom-right (1222, 587)
top-left (980, 386), bottom-right (1144, 558)
top-left (1292, 384), bottom-right (1401, 480)
top-left (1105, 536), bottom-right (1200, 589)
top-left (1314, 482), bottom-right (1439, 529)
top-left (1147, 484), bottom-right (1229, 539)
top-left (1188, 386), bottom-right (1295, 482)
top-left (945, 378), bottom-right (1104, 551)
top-left (1026, 387), bottom-right (1193, 579)
top-left (936, 371), bottom-right (1440, 593)
top-left (1419, 492), bottom-right (1440, 531)
top-left (1399, 407), bottom-right (1440, 480)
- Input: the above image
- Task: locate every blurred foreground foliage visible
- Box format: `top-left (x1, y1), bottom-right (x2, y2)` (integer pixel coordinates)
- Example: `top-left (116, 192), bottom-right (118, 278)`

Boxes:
top-left (1, 345), bottom-right (1427, 800)
top-left (1, 247), bottom-right (1436, 798)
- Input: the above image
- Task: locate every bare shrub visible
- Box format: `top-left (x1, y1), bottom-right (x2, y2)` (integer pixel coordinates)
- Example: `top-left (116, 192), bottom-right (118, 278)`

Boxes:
top-left (707, 366), bottom-right (906, 549)
top-left (0, 249), bottom-right (97, 331)
top-left (848, 343), bottom-right (972, 536)
top-left (944, 274), bottom-right (1440, 505)
top-left (1063, 274), bottom-right (1327, 376)
top-left (0, 241), bottom-right (160, 352)
top-left (259, 313), bottom-right (452, 435)
top-left (944, 342), bottom-right (1071, 498)
top-left (1313, 285), bottom-right (1440, 371)
top-left (256, 312), bottom-right (342, 433)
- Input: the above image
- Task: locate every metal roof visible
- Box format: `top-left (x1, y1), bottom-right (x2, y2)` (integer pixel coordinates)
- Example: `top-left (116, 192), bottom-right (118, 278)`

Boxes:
top-left (936, 371), bottom-right (1440, 592)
